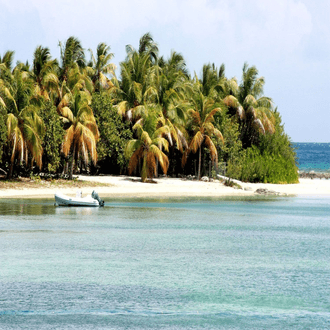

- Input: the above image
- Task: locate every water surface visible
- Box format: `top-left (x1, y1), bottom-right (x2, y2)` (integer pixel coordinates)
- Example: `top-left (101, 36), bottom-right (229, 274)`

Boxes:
top-left (0, 196), bottom-right (329, 329)
top-left (294, 142), bottom-right (330, 172)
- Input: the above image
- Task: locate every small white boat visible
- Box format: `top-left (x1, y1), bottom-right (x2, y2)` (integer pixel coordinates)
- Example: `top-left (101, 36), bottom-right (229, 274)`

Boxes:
top-left (55, 190), bottom-right (104, 207)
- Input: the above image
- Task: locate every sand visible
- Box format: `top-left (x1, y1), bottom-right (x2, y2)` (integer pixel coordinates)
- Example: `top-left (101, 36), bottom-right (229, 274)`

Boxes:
top-left (1, 175), bottom-right (330, 199)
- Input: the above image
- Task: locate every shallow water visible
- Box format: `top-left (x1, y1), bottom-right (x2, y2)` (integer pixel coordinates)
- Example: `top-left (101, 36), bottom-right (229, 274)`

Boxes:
top-left (0, 196), bottom-right (330, 329)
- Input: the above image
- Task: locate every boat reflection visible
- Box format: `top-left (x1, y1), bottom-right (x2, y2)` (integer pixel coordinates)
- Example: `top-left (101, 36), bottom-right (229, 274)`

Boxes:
top-left (55, 206), bottom-right (101, 216)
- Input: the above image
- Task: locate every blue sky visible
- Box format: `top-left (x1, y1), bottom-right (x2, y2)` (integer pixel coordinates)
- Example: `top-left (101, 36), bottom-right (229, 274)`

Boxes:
top-left (0, 0), bottom-right (329, 142)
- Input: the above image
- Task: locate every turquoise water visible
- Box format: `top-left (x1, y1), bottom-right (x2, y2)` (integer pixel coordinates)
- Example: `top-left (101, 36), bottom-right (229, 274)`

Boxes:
top-left (295, 142), bottom-right (330, 172)
top-left (1, 197), bottom-right (330, 329)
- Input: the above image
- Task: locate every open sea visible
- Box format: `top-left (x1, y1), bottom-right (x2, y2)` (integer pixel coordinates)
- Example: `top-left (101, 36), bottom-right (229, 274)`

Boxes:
top-left (0, 142), bottom-right (330, 329)
top-left (295, 142), bottom-right (330, 173)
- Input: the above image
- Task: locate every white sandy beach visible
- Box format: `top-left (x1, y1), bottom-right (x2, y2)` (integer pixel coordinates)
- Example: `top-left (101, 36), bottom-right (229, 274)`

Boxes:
top-left (1, 175), bottom-right (330, 199)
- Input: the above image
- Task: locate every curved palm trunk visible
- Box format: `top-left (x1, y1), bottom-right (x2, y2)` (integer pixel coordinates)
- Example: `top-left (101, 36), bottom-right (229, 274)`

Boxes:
top-left (155, 143), bottom-right (162, 178)
top-left (198, 146), bottom-right (202, 180)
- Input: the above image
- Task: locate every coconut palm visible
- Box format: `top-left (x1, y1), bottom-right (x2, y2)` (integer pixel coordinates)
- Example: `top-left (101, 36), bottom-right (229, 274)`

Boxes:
top-left (60, 90), bottom-right (99, 179)
top-left (59, 36), bottom-right (86, 82)
top-left (239, 63), bottom-right (275, 137)
top-left (31, 46), bottom-right (59, 102)
top-left (125, 108), bottom-right (169, 182)
top-left (0, 50), bottom-right (15, 73)
top-left (56, 62), bottom-right (93, 117)
top-left (0, 65), bottom-right (44, 178)
top-left (154, 51), bottom-right (191, 152)
top-left (200, 63), bottom-right (225, 100)
top-left (0, 51), bottom-right (15, 106)
top-left (88, 42), bottom-right (116, 91)
top-left (222, 63), bottom-right (275, 147)
top-left (183, 81), bottom-right (224, 180)
top-left (115, 33), bottom-right (159, 121)
top-left (55, 37), bottom-right (93, 119)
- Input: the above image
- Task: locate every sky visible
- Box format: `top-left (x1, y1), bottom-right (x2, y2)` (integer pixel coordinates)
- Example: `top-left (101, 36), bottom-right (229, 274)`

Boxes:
top-left (0, 0), bottom-right (329, 142)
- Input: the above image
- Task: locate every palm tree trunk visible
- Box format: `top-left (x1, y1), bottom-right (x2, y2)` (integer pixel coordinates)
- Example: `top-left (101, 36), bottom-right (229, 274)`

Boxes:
top-left (62, 161), bottom-right (69, 176)
top-left (8, 161), bottom-right (14, 179)
top-left (198, 146), bottom-right (202, 180)
top-left (155, 143), bottom-right (162, 178)
top-left (69, 144), bottom-right (76, 180)
top-left (155, 158), bottom-right (158, 178)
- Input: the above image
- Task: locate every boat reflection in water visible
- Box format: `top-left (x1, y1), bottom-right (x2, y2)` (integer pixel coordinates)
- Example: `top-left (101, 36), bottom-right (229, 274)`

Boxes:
top-left (55, 205), bottom-right (101, 216)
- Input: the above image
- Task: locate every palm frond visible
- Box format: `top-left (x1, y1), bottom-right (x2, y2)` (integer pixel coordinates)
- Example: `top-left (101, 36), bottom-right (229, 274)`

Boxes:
top-left (128, 147), bottom-right (143, 175)
top-left (62, 125), bottom-right (74, 156)
top-left (0, 96), bottom-right (6, 108)
top-left (7, 113), bottom-right (18, 139)
top-left (244, 94), bottom-right (257, 108)
top-left (213, 128), bottom-right (224, 144)
top-left (257, 96), bottom-right (273, 109)
top-left (204, 135), bottom-right (218, 162)
top-left (152, 137), bottom-right (169, 152)
top-left (78, 124), bottom-right (98, 164)
top-left (23, 122), bottom-right (43, 168)
top-left (190, 131), bottom-right (204, 154)
top-left (223, 95), bottom-right (239, 108)
top-left (125, 139), bottom-right (142, 159)
top-left (204, 107), bottom-right (221, 124)
top-left (149, 145), bottom-right (169, 175)
top-left (60, 106), bottom-right (74, 123)
top-left (253, 118), bottom-right (265, 135)
top-left (140, 130), bottom-right (152, 146)
top-left (146, 150), bottom-right (157, 178)
top-left (116, 100), bottom-right (129, 117)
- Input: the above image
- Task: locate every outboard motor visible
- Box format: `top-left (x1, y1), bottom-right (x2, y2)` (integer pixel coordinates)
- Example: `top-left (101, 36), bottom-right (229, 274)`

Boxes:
top-left (91, 190), bottom-right (105, 207)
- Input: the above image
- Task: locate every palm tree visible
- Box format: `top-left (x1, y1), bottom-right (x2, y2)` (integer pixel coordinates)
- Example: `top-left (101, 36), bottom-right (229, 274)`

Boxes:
top-left (150, 51), bottom-right (192, 175)
top-left (59, 36), bottom-right (86, 82)
top-left (115, 33), bottom-right (159, 121)
top-left (88, 42), bottom-right (116, 91)
top-left (0, 50), bottom-right (15, 73)
top-left (183, 81), bottom-right (224, 180)
top-left (154, 51), bottom-right (191, 151)
top-left (56, 61), bottom-right (93, 116)
top-left (55, 37), bottom-right (93, 121)
top-left (222, 63), bottom-right (275, 148)
top-left (125, 108), bottom-right (169, 182)
top-left (60, 90), bottom-right (99, 179)
top-left (239, 63), bottom-right (275, 140)
top-left (200, 63), bottom-right (226, 100)
top-left (31, 46), bottom-right (59, 102)
top-left (0, 51), bottom-right (15, 107)
top-left (0, 65), bottom-right (44, 178)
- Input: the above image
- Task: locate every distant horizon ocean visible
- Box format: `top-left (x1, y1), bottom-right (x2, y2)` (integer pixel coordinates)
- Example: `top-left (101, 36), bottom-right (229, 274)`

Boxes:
top-left (294, 142), bottom-right (330, 173)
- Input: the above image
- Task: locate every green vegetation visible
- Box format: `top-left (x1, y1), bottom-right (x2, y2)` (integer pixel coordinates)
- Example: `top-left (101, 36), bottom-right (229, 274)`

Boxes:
top-left (0, 33), bottom-right (298, 183)
top-left (39, 101), bottom-right (65, 174)
top-left (92, 92), bottom-right (132, 174)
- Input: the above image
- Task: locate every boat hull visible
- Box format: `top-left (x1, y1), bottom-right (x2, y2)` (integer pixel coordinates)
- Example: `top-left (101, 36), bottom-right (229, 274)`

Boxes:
top-left (55, 192), bottom-right (101, 207)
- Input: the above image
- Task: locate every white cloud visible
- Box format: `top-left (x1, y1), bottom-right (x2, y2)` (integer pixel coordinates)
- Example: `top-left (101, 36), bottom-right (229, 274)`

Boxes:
top-left (0, 0), bottom-right (328, 142)
top-left (1, 0), bottom-right (313, 61)
top-left (176, 0), bottom-right (314, 61)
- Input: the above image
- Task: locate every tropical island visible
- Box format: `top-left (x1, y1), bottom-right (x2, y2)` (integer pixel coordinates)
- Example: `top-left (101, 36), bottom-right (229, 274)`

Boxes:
top-left (0, 32), bottom-right (299, 188)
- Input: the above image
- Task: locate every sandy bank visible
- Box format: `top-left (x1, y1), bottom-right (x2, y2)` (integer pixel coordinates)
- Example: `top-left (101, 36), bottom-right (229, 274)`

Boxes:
top-left (1, 175), bottom-right (330, 199)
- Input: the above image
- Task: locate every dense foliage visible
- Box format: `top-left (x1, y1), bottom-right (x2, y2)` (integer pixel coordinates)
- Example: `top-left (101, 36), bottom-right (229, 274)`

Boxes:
top-left (0, 33), bottom-right (298, 183)
top-left (39, 101), bottom-right (65, 174)
top-left (92, 92), bottom-right (132, 174)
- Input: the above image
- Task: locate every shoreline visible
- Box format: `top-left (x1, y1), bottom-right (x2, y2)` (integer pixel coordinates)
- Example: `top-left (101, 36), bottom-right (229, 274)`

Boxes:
top-left (0, 175), bottom-right (330, 199)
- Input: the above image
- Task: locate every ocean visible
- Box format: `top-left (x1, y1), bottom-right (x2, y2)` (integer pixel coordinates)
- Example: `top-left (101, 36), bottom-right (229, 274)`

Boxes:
top-left (295, 142), bottom-right (330, 172)
top-left (0, 143), bottom-right (329, 329)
